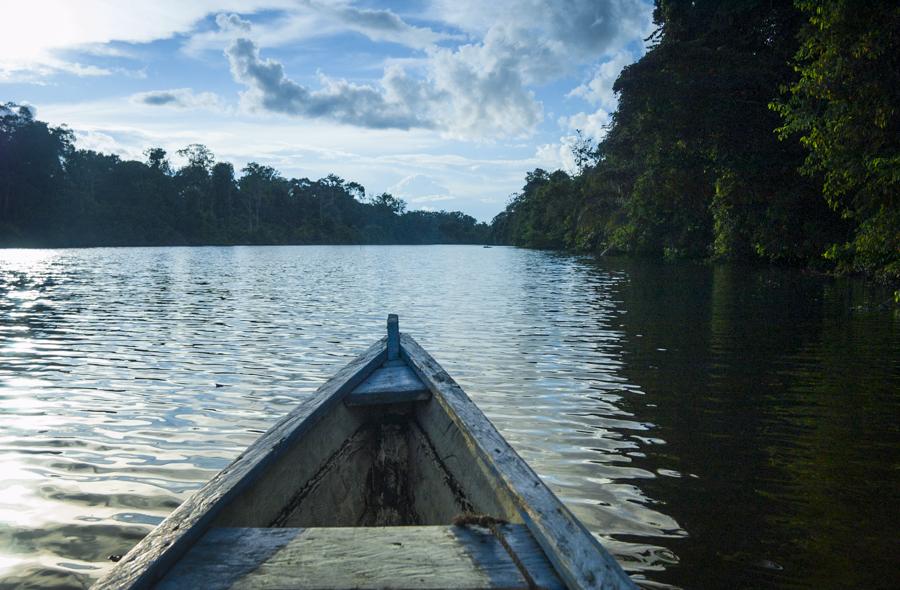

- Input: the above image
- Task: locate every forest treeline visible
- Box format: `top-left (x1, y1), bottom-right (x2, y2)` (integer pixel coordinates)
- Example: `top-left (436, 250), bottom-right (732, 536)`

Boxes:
top-left (490, 0), bottom-right (899, 283)
top-left (0, 109), bottom-right (489, 247)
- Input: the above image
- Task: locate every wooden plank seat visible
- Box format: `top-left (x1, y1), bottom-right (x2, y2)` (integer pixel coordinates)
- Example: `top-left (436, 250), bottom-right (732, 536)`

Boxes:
top-left (157, 524), bottom-right (564, 590)
top-left (345, 363), bottom-right (430, 406)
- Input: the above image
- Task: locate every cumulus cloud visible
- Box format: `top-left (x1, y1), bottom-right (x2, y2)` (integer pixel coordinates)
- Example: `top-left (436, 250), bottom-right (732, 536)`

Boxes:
top-left (132, 88), bottom-right (225, 110)
top-left (221, 0), bottom-right (649, 139)
top-left (424, 43), bottom-right (543, 138)
top-left (535, 139), bottom-right (578, 174)
top-left (224, 35), bottom-right (541, 137)
top-left (226, 38), bottom-right (431, 129)
top-left (215, 13), bottom-right (251, 33)
top-left (561, 109), bottom-right (612, 141)
top-left (429, 0), bottom-right (649, 80)
top-left (568, 50), bottom-right (634, 111)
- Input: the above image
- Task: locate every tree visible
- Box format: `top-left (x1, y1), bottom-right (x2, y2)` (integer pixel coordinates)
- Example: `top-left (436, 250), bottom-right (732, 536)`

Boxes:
top-left (175, 144), bottom-right (215, 237)
top-left (371, 193), bottom-right (407, 215)
top-left (177, 144), bottom-right (214, 171)
top-left (490, 0), bottom-right (853, 270)
top-left (0, 102), bottom-right (73, 239)
top-left (210, 162), bottom-right (238, 235)
top-left (0, 108), bottom-right (499, 248)
top-left (144, 147), bottom-right (172, 175)
top-left (772, 0), bottom-right (900, 279)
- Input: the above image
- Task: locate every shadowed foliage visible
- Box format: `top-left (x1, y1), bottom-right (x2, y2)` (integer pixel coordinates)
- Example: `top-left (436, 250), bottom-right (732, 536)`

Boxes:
top-left (490, 0), bottom-right (898, 284)
top-left (0, 105), bottom-right (488, 247)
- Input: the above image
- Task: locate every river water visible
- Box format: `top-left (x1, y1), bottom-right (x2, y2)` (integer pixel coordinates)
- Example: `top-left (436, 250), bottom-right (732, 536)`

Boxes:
top-left (0, 246), bottom-right (896, 589)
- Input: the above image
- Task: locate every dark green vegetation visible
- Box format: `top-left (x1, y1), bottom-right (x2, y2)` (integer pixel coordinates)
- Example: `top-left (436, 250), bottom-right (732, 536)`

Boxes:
top-left (491, 0), bottom-right (899, 283)
top-left (0, 107), bottom-right (488, 247)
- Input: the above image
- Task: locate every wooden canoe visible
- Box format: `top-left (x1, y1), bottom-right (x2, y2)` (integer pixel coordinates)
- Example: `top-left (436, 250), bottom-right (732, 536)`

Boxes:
top-left (94, 315), bottom-right (635, 590)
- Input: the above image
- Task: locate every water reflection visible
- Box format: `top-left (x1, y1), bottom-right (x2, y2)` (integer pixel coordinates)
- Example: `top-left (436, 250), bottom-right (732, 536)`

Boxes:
top-left (603, 258), bottom-right (899, 589)
top-left (0, 247), bottom-right (896, 589)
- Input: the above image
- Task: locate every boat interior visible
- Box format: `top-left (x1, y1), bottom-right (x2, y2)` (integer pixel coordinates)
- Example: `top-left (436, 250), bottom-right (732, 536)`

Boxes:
top-left (211, 356), bottom-right (521, 530)
top-left (152, 325), bottom-right (567, 589)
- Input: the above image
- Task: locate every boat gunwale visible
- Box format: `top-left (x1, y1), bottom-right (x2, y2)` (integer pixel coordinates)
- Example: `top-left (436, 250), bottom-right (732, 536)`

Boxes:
top-left (400, 333), bottom-right (636, 590)
top-left (92, 337), bottom-right (388, 590)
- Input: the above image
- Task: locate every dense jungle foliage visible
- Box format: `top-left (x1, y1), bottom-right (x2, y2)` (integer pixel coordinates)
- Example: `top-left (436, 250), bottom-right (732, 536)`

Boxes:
top-left (0, 108), bottom-right (488, 247)
top-left (491, 0), bottom-right (899, 283)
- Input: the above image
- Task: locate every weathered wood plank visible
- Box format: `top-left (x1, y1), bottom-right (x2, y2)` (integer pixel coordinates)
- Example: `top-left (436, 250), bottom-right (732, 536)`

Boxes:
top-left (415, 391), bottom-right (523, 522)
top-left (157, 525), bottom-right (558, 590)
top-left (407, 420), bottom-right (473, 524)
top-left (499, 523), bottom-right (566, 590)
top-left (346, 364), bottom-right (430, 406)
top-left (265, 422), bottom-right (375, 527)
top-left (92, 338), bottom-right (388, 590)
top-left (401, 333), bottom-right (636, 590)
top-left (387, 313), bottom-right (400, 360)
top-left (214, 400), bottom-right (366, 527)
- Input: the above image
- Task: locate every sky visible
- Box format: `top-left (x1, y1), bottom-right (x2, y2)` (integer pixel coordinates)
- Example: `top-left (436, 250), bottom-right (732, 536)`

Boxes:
top-left (0, 0), bottom-right (654, 221)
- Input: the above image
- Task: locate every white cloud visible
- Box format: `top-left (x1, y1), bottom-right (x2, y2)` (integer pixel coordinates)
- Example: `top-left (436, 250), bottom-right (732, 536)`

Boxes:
top-left (568, 50), bottom-right (634, 110)
top-left (0, 0), bottom-right (297, 78)
top-left (218, 0), bottom-right (650, 139)
top-left (224, 34), bottom-right (542, 138)
top-left (561, 48), bottom-right (633, 144)
top-left (428, 0), bottom-right (649, 78)
top-left (131, 88), bottom-right (226, 110)
top-left (535, 138), bottom-right (578, 174)
top-left (185, 2), bottom-right (457, 56)
top-left (72, 129), bottom-right (140, 158)
top-left (215, 13), bottom-right (252, 33)
top-left (421, 42), bottom-right (543, 139)
top-left (226, 38), bottom-right (432, 129)
top-left (561, 109), bottom-right (612, 141)
top-left (224, 33), bottom-right (540, 138)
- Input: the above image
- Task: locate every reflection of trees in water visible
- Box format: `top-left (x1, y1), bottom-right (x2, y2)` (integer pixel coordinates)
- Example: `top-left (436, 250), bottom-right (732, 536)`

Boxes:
top-left (482, 252), bottom-right (683, 582)
top-left (599, 258), bottom-right (900, 589)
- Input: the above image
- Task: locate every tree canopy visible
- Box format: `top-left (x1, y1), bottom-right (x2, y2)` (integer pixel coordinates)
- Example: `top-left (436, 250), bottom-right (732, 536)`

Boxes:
top-left (490, 0), bottom-right (898, 283)
top-left (0, 105), bottom-right (488, 247)
top-left (772, 0), bottom-right (900, 280)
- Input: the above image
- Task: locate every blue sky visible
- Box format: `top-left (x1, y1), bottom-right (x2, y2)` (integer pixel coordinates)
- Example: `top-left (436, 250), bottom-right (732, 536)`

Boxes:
top-left (0, 1), bottom-right (653, 221)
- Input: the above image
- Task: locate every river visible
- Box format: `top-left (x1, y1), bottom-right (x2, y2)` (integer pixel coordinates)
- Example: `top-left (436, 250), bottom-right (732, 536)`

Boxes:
top-left (0, 245), bottom-right (897, 589)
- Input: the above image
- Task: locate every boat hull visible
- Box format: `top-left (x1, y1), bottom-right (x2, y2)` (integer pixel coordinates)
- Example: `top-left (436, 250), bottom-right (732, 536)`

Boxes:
top-left (94, 327), bottom-right (635, 590)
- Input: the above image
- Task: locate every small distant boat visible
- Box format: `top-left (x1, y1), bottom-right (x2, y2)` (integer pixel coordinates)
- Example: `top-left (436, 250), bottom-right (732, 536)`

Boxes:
top-left (95, 316), bottom-right (634, 590)
top-left (483, 244), bottom-right (493, 248)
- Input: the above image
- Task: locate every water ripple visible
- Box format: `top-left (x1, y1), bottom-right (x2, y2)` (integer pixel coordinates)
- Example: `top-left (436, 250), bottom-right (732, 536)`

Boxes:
top-left (0, 246), bottom-right (673, 588)
top-left (2, 247), bottom-right (896, 589)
